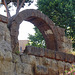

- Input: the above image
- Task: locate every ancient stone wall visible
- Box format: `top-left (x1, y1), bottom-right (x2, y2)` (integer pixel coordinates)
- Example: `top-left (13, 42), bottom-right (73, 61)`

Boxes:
top-left (0, 16), bottom-right (13, 75)
top-left (0, 45), bottom-right (75, 75)
top-left (12, 47), bottom-right (75, 75)
top-left (0, 14), bottom-right (74, 75)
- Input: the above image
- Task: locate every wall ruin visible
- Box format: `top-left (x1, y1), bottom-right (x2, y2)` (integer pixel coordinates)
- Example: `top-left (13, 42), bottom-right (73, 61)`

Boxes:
top-left (0, 11), bottom-right (74, 75)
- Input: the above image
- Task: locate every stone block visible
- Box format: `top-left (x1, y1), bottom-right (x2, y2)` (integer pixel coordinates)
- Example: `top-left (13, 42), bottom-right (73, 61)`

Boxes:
top-left (35, 65), bottom-right (48, 75)
top-left (24, 46), bottom-right (34, 55)
top-left (4, 51), bottom-right (12, 61)
top-left (35, 57), bottom-right (43, 65)
top-left (0, 61), bottom-right (14, 73)
top-left (25, 46), bottom-right (44, 57)
top-left (0, 72), bottom-right (15, 75)
top-left (0, 40), bottom-right (12, 51)
top-left (12, 53), bottom-right (21, 63)
top-left (51, 60), bottom-right (58, 69)
top-left (65, 54), bottom-right (74, 63)
top-left (56, 51), bottom-right (65, 61)
top-left (22, 63), bottom-right (33, 75)
top-left (0, 49), bottom-right (5, 60)
top-left (42, 57), bottom-right (52, 66)
top-left (21, 54), bottom-right (36, 65)
top-left (16, 63), bottom-right (23, 74)
top-left (57, 61), bottom-right (65, 73)
top-left (64, 63), bottom-right (72, 71)
top-left (44, 49), bottom-right (55, 59)
top-left (48, 67), bottom-right (59, 75)
top-left (34, 47), bottom-right (44, 57)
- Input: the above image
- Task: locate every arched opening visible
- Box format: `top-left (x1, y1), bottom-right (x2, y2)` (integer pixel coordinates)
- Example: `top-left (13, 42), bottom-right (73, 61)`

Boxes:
top-left (18, 21), bottom-right (35, 40)
top-left (10, 9), bottom-right (60, 52)
top-left (18, 21), bottom-right (35, 52)
top-left (18, 20), bottom-right (47, 52)
top-left (25, 16), bottom-right (57, 50)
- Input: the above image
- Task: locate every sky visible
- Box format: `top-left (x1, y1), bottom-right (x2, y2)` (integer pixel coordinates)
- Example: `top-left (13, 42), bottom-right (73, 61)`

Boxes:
top-left (0, 0), bottom-right (38, 40)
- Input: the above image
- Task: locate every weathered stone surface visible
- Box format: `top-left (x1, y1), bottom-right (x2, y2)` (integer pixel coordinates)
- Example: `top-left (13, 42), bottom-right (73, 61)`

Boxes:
top-left (56, 51), bottom-right (65, 61)
top-left (0, 46), bottom-right (75, 75)
top-left (42, 57), bottom-right (52, 66)
top-left (65, 54), bottom-right (74, 63)
top-left (0, 15), bottom-right (7, 23)
top-left (15, 62), bottom-right (23, 74)
top-left (0, 61), bottom-right (14, 75)
top-left (51, 60), bottom-right (58, 70)
top-left (10, 9), bottom-right (73, 52)
top-left (21, 54), bottom-right (36, 65)
top-left (0, 13), bottom-right (74, 75)
top-left (44, 49), bottom-right (55, 59)
top-left (25, 46), bottom-right (44, 57)
top-left (35, 65), bottom-right (48, 75)
top-left (48, 67), bottom-right (59, 75)
top-left (13, 53), bottom-right (21, 63)
top-left (35, 57), bottom-right (43, 65)
top-left (65, 63), bottom-right (72, 71)
top-left (57, 61), bottom-right (65, 74)
top-left (0, 49), bottom-right (5, 60)
top-left (4, 51), bottom-right (12, 61)
top-left (22, 63), bottom-right (33, 75)
top-left (0, 22), bottom-right (11, 44)
top-left (0, 40), bottom-right (11, 51)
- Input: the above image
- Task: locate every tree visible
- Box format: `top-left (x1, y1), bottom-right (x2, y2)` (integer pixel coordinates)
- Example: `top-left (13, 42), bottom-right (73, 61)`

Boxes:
top-left (28, 26), bottom-right (46, 48)
top-left (28, 0), bottom-right (75, 49)
top-left (0, 0), bottom-right (33, 29)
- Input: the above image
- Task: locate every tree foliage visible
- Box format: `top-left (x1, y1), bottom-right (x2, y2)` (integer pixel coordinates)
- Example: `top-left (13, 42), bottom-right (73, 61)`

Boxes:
top-left (0, 0), bottom-right (34, 29)
top-left (28, 0), bottom-right (75, 49)
top-left (28, 27), bottom-right (46, 48)
top-left (1, 0), bottom-right (33, 6)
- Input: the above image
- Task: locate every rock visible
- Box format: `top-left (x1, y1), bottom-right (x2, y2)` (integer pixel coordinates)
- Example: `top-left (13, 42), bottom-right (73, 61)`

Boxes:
top-left (42, 57), bottom-right (52, 66)
top-left (4, 51), bottom-right (12, 61)
top-left (22, 63), bottom-right (33, 75)
top-left (57, 61), bottom-right (65, 74)
top-left (0, 49), bottom-right (5, 60)
top-left (15, 62), bottom-right (23, 74)
top-left (0, 61), bottom-right (14, 75)
top-left (21, 54), bottom-right (36, 65)
top-left (48, 67), bottom-right (59, 75)
top-left (13, 53), bottom-right (21, 63)
top-left (0, 40), bottom-right (12, 51)
top-left (35, 65), bottom-right (48, 75)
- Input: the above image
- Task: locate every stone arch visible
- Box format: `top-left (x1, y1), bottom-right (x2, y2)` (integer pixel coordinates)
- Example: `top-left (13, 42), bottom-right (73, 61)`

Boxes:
top-left (10, 9), bottom-right (65, 51)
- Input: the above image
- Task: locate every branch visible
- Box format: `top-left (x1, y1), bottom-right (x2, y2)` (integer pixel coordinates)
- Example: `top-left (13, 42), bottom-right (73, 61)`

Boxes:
top-left (17, 0), bottom-right (19, 9)
top-left (7, 0), bottom-right (25, 29)
top-left (3, 0), bottom-right (11, 19)
top-left (16, 0), bottom-right (25, 15)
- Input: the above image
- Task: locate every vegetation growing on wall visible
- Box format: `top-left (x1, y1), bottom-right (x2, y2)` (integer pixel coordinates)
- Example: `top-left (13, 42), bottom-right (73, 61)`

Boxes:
top-left (28, 26), bottom-right (46, 48)
top-left (28, 0), bottom-right (75, 50)
top-left (37, 0), bottom-right (75, 50)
